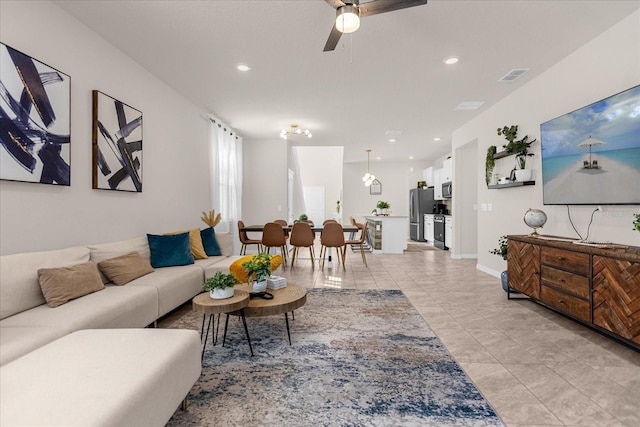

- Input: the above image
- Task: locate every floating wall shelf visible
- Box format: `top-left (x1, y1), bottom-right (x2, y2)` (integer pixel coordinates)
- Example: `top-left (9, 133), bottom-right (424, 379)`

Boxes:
top-left (488, 180), bottom-right (535, 189)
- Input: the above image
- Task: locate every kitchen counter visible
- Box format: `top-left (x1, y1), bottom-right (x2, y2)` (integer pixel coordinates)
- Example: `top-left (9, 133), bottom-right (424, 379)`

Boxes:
top-left (364, 215), bottom-right (408, 254)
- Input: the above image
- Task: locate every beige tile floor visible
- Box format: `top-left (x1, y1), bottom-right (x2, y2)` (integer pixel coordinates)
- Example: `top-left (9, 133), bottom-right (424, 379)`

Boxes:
top-left (163, 242), bottom-right (640, 427)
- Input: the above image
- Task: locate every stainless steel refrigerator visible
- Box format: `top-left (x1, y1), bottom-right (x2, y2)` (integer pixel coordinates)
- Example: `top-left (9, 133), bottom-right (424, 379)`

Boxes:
top-left (409, 188), bottom-right (435, 241)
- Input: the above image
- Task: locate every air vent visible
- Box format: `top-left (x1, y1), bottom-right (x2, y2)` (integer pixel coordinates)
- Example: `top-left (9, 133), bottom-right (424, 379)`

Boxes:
top-left (455, 101), bottom-right (485, 111)
top-left (498, 68), bottom-right (530, 82)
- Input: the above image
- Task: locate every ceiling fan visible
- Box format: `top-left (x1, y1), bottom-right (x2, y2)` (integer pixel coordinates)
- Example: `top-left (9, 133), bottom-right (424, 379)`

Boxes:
top-left (323, 0), bottom-right (428, 52)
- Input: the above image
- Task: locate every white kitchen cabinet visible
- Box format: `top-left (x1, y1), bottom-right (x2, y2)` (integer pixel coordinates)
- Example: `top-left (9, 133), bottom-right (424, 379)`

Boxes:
top-left (422, 167), bottom-right (434, 187)
top-left (445, 216), bottom-right (453, 250)
top-left (424, 214), bottom-right (435, 243)
top-left (433, 168), bottom-right (443, 200)
top-left (442, 158), bottom-right (452, 182)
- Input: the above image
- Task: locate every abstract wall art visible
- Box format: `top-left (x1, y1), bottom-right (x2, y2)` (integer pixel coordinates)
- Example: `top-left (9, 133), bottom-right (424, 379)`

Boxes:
top-left (0, 43), bottom-right (71, 185)
top-left (92, 90), bottom-right (142, 192)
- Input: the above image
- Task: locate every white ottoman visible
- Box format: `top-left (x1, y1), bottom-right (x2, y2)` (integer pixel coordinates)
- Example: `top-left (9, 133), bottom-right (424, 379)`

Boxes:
top-left (0, 329), bottom-right (201, 427)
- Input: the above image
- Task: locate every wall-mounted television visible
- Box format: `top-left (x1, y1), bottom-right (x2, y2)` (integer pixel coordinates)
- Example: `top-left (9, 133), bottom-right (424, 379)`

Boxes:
top-left (540, 85), bottom-right (640, 205)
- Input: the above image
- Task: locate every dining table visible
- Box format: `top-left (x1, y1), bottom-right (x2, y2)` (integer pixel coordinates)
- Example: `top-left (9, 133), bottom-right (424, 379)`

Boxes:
top-left (240, 223), bottom-right (361, 267)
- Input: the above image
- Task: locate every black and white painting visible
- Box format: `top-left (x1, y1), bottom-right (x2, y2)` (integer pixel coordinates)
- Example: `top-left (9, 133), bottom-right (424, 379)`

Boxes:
top-left (92, 90), bottom-right (142, 192)
top-left (0, 43), bottom-right (71, 185)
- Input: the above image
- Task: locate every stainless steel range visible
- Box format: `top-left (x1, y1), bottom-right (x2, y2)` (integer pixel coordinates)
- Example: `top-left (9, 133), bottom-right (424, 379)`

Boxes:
top-left (434, 214), bottom-right (447, 250)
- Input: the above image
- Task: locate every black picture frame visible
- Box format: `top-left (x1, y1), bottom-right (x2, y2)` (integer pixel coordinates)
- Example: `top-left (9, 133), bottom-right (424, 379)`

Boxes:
top-left (0, 43), bottom-right (71, 185)
top-left (92, 90), bottom-right (143, 192)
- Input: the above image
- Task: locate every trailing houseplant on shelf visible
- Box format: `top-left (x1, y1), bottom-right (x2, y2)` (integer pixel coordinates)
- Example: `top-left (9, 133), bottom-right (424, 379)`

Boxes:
top-left (242, 252), bottom-right (272, 293)
top-left (497, 125), bottom-right (537, 182)
top-left (490, 235), bottom-right (512, 293)
top-left (486, 145), bottom-right (497, 186)
top-left (204, 271), bottom-right (238, 299)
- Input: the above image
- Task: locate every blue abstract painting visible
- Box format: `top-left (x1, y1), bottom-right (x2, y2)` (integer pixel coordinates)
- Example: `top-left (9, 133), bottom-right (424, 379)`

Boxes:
top-left (0, 43), bottom-right (71, 185)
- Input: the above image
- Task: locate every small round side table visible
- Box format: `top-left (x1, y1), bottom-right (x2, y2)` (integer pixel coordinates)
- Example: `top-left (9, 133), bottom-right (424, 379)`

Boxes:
top-left (192, 290), bottom-right (253, 358)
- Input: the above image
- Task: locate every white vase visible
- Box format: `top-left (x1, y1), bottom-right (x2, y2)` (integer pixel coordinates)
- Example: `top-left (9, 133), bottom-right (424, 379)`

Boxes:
top-left (251, 280), bottom-right (267, 293)
top-left (515, 169), bottom-right (532, 182)
top-left (210, 287), bottom-right (234, 299)
top-left (381, 208), bottom-right (388, 215)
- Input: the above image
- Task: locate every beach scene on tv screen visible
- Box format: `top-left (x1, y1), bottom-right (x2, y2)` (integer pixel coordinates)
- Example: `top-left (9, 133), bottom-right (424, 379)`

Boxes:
top-left (541, 85), bottom-right (640, 205)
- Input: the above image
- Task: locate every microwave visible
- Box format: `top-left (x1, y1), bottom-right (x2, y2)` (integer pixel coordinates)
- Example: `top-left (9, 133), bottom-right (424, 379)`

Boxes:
top-left (442, 182), bottom-right (452, 198)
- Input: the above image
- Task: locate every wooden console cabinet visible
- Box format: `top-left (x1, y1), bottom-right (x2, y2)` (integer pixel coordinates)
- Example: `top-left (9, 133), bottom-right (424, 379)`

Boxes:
top-left (507, 235), bottom-right (640, 350)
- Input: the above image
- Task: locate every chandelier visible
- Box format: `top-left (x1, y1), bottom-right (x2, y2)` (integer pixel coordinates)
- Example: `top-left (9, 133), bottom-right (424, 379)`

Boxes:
top-left (280, 124), bottom-right (312, 140)
top-left (362, 149), bottom-right (375, 187)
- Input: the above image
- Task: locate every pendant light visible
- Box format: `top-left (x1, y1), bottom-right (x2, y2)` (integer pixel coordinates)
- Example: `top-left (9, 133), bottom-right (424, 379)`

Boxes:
top-left (362, 149), bottom-right (375, 187)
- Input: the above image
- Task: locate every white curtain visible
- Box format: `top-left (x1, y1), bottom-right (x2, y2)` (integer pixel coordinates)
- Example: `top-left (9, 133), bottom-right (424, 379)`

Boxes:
top-left (210, 119), bottom-right (242, 246)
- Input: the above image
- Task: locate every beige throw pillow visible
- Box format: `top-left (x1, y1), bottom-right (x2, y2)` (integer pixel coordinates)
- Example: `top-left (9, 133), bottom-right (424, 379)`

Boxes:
top-left (37, 262), bottom-right (105, 308)
top-left (97, 252), bottom-right (154, 286)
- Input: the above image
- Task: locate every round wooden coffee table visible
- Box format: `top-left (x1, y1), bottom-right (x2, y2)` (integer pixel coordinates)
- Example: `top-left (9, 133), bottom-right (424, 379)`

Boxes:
top-left (192, 290), bottom-right (253, 357)
top-left (232, 283), bottom-right (307, 344)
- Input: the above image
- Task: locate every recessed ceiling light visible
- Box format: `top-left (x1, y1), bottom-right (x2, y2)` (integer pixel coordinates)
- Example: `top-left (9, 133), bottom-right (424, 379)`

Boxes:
top-left (388, 138), bottom-right (396, 143)
top-left (455, 101), bottom-right (485, 111)
top-left (376, 156), bottom-right (381, 160)
top-left (236, 64), bottom-right (251, 72)
top-left (409, 156), bottom-right (414, 160)
top-left (443, 56), bottom-right (459, 65)
top-left (433, 137), bottom-right (441, 141)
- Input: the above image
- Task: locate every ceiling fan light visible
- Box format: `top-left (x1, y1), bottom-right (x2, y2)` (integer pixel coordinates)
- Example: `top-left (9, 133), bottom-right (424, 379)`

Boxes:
top-left (336, 5), bottom-right (360, 34)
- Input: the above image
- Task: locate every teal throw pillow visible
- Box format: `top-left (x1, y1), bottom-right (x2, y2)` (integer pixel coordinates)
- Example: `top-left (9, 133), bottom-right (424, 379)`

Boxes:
top-left (200, 227), bottom-right (222, 256)
top-left (147, 233), bottom-right (194, 268)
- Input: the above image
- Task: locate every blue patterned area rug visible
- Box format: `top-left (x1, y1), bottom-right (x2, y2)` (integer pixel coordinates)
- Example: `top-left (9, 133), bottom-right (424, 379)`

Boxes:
top-left (167, 289), bottom-right (504, 427)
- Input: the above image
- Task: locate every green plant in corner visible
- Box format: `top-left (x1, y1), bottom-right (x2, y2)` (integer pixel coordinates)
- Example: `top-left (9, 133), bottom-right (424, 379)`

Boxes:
top-left (203, 271), bottom-right (238, 292)
top-left (633, 214), bottom-right (640, 232)
top-left (486, 145), bottom-right (497, 185)
top-left (490, 235), bottom-right (508, 261)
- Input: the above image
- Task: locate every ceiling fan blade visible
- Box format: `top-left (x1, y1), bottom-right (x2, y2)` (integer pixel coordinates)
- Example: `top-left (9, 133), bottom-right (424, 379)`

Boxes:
top-left (324, 0), bottom-right (346, 9)
top-left (359, 0), bottom-right (427, 17)
top-left (323, 24), bottom-right (343, 52)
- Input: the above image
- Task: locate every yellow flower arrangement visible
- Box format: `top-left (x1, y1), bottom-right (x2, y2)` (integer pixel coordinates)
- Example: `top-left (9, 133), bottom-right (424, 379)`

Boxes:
top-left (230, 254), bottom-right (283, 283)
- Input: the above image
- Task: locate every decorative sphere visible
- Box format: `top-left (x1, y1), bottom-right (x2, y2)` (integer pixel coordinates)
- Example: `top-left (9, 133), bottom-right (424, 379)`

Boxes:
top-left (523, 208), bottom-right (547, 235)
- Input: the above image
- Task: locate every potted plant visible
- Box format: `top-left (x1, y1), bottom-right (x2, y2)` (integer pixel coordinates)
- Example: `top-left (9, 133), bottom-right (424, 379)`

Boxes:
top-left (242, 252), bottom-right (272, 293)
top-left (336, 200), bottom-right (340, 214)
top-left (376, 200), bottom-right (390, 215)
top-left (490, 235), bottom-right (511, 292)
top-left (486, 145), bottom-right (497, 186)
top-left (497, 125), bottom-right (536, 182)
top-left (294, 213), bottom-right (308, 223)
top-left (204, 271), bottom-right (238, 299)
top-left (634, 214), bottom-right (640, 233)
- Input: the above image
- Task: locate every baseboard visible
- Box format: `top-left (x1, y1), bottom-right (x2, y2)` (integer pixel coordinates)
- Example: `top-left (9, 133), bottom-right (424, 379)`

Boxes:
top-left (476, 264), bottom-right (502, 278)
top-left (450, 253), bottom-right (477, 260)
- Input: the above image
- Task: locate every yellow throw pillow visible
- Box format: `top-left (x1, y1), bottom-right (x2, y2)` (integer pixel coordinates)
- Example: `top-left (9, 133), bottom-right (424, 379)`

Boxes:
top-left (230, 254), bottom-right (283, 283)
top-left (165, 229), bottom-right (208, 260)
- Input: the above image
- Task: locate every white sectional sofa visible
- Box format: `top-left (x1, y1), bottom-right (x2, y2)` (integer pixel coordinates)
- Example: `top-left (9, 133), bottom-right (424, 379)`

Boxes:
top-left (0, 231), bottom-right (253, 426)
top-left (0, 232), bottom-right (242, 366)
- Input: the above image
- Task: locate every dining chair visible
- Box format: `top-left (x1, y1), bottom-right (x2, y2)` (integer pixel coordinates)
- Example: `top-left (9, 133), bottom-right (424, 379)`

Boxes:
top-left (349, 216), bottom-right (364, 239)
top-left (237, 220), bottom-right (263, 255)
top-left (273, 219), bottom-right (290, 252)
top-left (322, 219), bottom-right (337, 225)
top-left (289, 222), bottom-right (316, 269)
top-left (345, 221), bottom-right (368, 267)
top-left (319, 222), bottom-right (346, 271)
top-left (261, 222), bottom-right (288, 266)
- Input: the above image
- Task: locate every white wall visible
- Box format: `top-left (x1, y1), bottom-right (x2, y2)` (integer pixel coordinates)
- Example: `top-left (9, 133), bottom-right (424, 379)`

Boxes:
top-left (242, 139), bottom-right (288, 226)
top-left (343, 160), bottom-right (427, 227)
top-left (453, 140), bottom-right (478, 258)
top-left (0, 1), bottom-right (212, 255)
top-left (452, 11), bottom-right (640, 276)
top-left (294, 146), bottom-right (343, 222)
